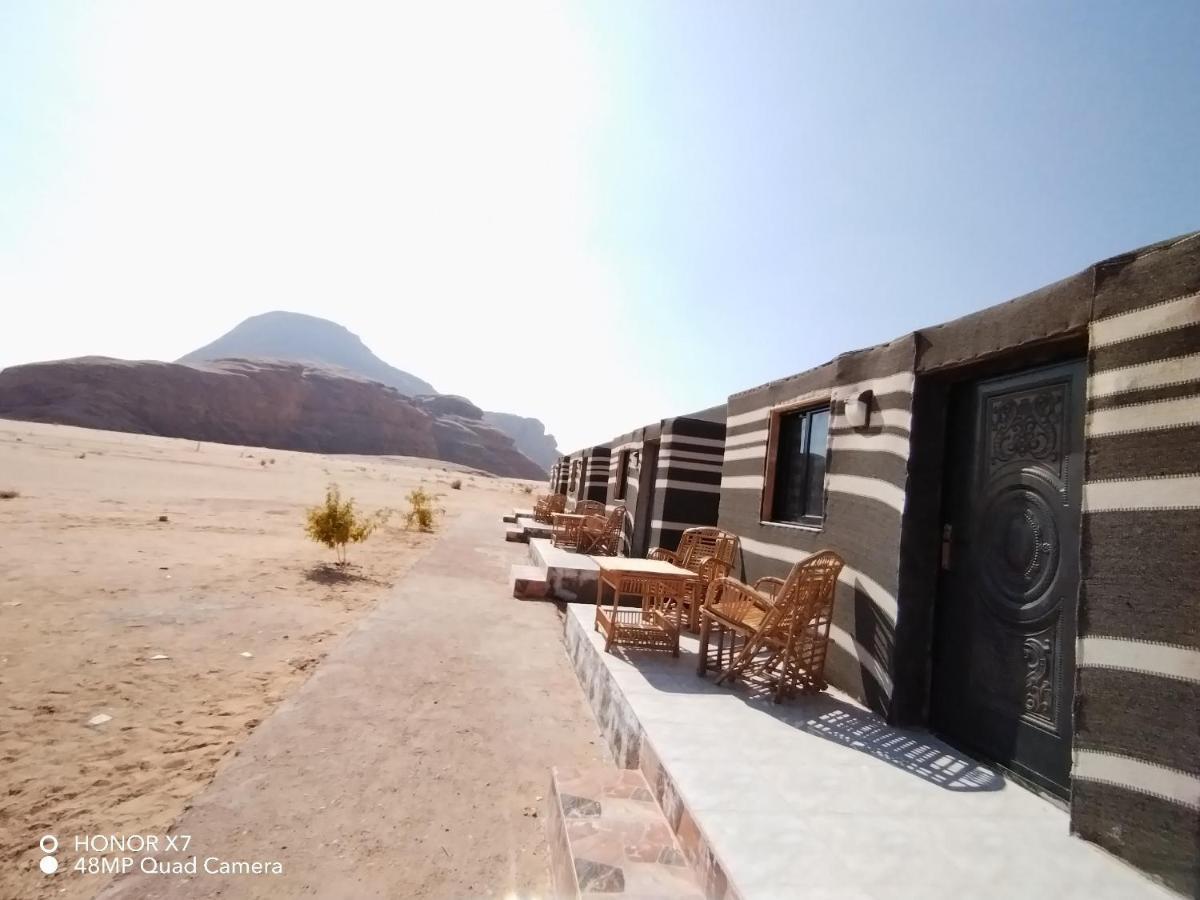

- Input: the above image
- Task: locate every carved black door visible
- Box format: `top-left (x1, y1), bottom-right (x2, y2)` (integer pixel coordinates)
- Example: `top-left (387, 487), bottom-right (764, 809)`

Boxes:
top-left (932, 360), bottom-right (1085, 797)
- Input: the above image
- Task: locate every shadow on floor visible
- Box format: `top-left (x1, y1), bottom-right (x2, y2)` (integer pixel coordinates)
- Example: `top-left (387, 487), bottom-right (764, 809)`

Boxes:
top-left (612, 644), bottom-right (1004, 793)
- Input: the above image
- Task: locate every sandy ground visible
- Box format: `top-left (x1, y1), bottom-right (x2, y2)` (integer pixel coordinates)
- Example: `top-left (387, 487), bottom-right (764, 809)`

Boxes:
top-left (0, 420), bottom-right (598, 900)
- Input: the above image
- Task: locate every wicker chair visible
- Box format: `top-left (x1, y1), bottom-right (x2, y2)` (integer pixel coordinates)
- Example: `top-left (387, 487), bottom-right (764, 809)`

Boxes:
top-left (578, 504), bottom-right (626, 556)
top-left (533, 493), bottom-right (567, 524)
top-left (550, 500), bottom-right (607, 550)
top-left (648, 527), bottom-right (740, 632)
top-left (697, 550), bottom-right (844, 703)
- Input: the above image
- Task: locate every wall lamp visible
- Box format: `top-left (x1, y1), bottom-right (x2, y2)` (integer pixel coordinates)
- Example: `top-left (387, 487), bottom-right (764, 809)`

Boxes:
top-left (844, 390), bottom-right (873, 429)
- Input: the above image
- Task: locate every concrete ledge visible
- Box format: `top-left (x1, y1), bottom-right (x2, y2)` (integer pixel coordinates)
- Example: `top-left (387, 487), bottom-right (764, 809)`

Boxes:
top-left (516, 517), bottom-right (554, 540)
top-left (510, 564), bottom-right (548, 600)
top-left (562, 604), bottom-right (1170, 900)
top-left (529, 538), bottom-right (599, 605)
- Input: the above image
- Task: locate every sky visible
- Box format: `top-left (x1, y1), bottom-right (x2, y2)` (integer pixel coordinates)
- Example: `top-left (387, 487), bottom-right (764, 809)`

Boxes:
top-left (1, 1), bottom-right (1197, 452)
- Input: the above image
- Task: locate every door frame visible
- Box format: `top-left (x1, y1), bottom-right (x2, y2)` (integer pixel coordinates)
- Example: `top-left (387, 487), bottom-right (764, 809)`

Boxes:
top-left (891, 335), bottom-right (1089, 796)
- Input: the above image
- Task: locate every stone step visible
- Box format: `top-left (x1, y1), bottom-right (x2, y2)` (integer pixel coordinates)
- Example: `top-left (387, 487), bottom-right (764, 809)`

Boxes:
top-left (516, 517), bottom-right (554, 540)
top-left (529, 538), bottom-right (599, 604)
top-left (505, 526), bottom-right (528, 543)
top-left (546, 766), bottom-right (704, 899)
top-left (510, 564), bottom-right (548, 600)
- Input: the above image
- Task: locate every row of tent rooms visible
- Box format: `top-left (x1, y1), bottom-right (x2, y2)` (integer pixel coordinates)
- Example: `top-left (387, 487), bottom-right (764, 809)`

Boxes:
top-left (546, 232), bottom-right (1199, 895)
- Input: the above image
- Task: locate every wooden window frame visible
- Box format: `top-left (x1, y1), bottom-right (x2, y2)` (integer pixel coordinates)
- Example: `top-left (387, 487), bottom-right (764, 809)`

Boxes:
top-left (760, 400), bottom-right (832, 528)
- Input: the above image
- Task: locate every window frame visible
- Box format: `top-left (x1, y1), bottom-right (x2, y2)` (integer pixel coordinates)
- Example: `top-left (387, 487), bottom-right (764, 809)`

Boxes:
top-left (760, 401), bottom-right (832, 528)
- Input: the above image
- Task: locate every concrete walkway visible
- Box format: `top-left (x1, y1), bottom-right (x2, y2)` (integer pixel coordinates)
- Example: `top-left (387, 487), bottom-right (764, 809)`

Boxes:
top-left (564, 604), bottom-right (1175, 900)
top-left (99, 507), bottom-right (607, 899)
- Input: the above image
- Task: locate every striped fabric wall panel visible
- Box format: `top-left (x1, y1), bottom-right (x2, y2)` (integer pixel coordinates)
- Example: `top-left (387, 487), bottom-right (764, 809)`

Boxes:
top-left (1074, 235), bottom-right (1199, 894)
top-left (717, 341), bottom-right (917, 716)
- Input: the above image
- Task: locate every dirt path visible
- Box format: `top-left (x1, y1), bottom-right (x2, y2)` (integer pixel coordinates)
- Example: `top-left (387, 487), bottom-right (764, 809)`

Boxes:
top-left (86, 505), bottom-right (606, 899)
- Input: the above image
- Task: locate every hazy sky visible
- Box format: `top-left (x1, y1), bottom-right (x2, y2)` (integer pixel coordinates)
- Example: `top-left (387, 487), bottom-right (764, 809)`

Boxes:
top-left (2, 2), bottom-right (1197, 451)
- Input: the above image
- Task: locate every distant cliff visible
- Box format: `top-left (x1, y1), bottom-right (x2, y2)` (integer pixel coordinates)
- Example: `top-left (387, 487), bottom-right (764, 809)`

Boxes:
top-left (0, 357), bottom-right (547, 479)
top-left (179, 311), bottom-right (558, 471)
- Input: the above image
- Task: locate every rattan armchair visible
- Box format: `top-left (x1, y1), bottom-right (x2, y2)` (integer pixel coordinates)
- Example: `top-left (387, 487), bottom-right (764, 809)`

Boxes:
top-left (550, 500), bottom-right (607, 550)
top-left (578, 504), bottom-right (626, 556)
top-left (697, 550), bottom-right (844, 703)
top-left (648, 527), bottom-right (740, 632)
top-left (533, 493), bottom-right (567, 524)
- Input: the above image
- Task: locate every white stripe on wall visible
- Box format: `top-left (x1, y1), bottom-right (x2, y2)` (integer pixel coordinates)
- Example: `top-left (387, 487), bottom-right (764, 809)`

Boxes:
top-left (651, 519), bottom-right (713, 532)
top-left (724, 445), bottom-right (767, 462)
top-left (726, 387), bottom-right (832, 428)
top-left (725, 428), bottom-right (769, 448)
top-left (1090, 290), bottom-right (1200, 348)
top-left (1074, 750), bottom-right (1200, 811)
top-left (1088, 352), bottom-right (1200, 400)
top-left (834, 370), bottom-right (916, 399)
top-left (828, 431), bottom-right (911, 461)
top-left (740, 536), bottom-right (898, 624)
top-left (1078, 637), bottom-right (1200, 684)
top-left (659, 460), bottom-right (724, 475)
top-left (827, 474), bottom-right (907, 514)
top-left (659, 480), bottom-right (722, 494)
top-left (873, 408), bottom-right (913, 432)
top-left (722, 474), bottom-right (765, 490)
top-left (659, 448), bottom-right (725, 463)
top-left (1086, 395), bottom-right (1200, 437)
top-left (828, 626), bottom-right (894, 697)
top-left (1083, 475), bottom-right (1200, 512)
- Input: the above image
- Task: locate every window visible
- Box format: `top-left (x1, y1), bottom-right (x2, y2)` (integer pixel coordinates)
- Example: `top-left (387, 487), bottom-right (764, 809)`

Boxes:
top-left (615, 450), bottom-right (631, 500)
top-left (568, 460), bottom-right (580, 492)
top-left (767, 405), bottom-right (830, 524)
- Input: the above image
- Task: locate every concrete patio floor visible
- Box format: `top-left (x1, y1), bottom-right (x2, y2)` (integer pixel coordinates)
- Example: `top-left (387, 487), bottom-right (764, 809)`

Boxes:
top-left (563, 603), bottom-right (1174, 900)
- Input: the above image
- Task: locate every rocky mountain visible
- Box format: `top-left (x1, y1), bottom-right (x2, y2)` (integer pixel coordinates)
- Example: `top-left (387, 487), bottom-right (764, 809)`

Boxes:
top-left (179, 311), bottom-right (559, 470)
top-left (178, 311), bottom-right (435, 396)
top-left (0, 357), bottom-right (547, 479)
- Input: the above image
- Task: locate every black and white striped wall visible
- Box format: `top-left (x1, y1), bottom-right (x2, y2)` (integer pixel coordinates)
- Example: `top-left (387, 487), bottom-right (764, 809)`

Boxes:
top-left (717, 340), bottom-right (915, 714)
top-left (648, 410), bottom-right (727, 552)
top-left (606, 407), bottom-right (727, 556)
top-left (1071, 236), bottom-right (1199, 892)
top-left (582, 446), bottom-right (611, 503)
top-left (711, 231), bottom-right (1198, 891)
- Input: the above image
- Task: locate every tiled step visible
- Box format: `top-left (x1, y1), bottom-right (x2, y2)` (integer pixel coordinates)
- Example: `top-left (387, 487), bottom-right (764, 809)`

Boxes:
top-left (546, 766), bottom-right (704, 899)
top-left (511, 564), bottom-right (548, 600)
top-left (505, 526), bottom-right (527, 543)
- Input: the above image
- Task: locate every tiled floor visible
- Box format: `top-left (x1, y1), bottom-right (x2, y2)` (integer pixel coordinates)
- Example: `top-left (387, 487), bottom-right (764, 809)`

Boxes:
top-left (564, 603), bottom-right (1175, 900)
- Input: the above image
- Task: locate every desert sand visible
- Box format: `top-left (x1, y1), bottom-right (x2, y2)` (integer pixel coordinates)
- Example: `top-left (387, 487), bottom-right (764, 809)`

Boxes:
top-left (0, 420), bottom-right (599, 899)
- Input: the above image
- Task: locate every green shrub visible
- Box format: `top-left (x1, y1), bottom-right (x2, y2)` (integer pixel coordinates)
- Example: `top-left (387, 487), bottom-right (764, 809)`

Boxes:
top-left (404, 488), bottom-right (436, 532)
top-left (304, 484), bottom-right (386, 565)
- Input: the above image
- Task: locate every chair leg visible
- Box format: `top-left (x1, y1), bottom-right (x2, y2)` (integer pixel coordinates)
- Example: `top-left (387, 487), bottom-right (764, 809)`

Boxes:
top-left (697, 614), bottom-right (711, 676)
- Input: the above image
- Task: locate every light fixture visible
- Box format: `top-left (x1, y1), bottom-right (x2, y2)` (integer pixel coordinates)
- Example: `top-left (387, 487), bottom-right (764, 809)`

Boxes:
top-left (844, 390), bottom-right (873, 429)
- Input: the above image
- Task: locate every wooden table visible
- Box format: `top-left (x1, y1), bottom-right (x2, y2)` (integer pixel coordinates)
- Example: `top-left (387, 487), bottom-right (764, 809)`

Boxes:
top-left (550, 512), bottom-right (588, 549)
top-left (593, 558), bottom-right (702, 656)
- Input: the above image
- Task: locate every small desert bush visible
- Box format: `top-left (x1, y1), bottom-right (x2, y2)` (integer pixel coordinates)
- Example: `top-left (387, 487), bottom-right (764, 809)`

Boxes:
top-left (404, 488), bottom-right (436, 532)
top-left (304, 484), bottom-right (388, 565)
top-left (450, 478), bottom-right (462, 490)
top-left (0, 489), bottom-right (19, 500)
top-left (521, 484), bottom-right (534, 494)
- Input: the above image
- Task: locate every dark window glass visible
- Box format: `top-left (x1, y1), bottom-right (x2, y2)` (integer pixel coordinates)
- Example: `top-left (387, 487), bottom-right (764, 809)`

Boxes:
top-left (616, 451), bottom-right (630, 500)
top-left (770, 406), bottom-right (829, 523)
